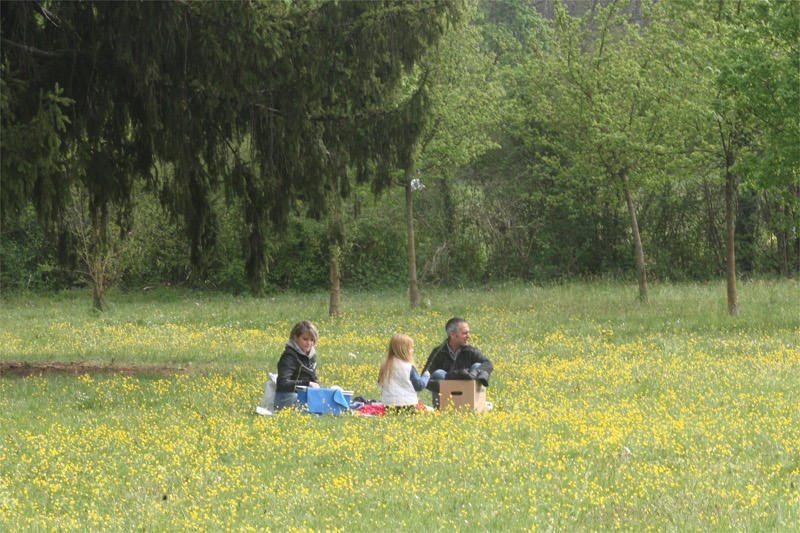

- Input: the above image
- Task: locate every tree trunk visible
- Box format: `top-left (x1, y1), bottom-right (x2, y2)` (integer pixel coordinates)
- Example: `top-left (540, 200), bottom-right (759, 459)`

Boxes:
top-left (717, 110), bottom-right (743, 315)
top-left (725, 167), bottom-right (739, 315)
top-left (778, 203), bottom-right (788, 277)
top-left (406, 181), bottom-right (421, 308)
top-left (329, 242), bottom-right (341, 317)
top-left (780, 228), bottom-right (788, 277)
top-left (621, 172), bottom-right (648, 302)
top-left (794, 184), bottom-right (800, 276)
top-left (327, 191), bottom-right (345, 317)
top-left (90, 204), bottom-right (106, 311)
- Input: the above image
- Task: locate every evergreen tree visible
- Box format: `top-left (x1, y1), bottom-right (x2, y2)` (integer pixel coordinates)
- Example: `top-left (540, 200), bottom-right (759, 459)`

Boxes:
top-left (1, 0), bottom-right (458, 306)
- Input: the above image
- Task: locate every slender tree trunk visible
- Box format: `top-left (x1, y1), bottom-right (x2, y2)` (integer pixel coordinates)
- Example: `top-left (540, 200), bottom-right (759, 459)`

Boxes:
top-left (621, 172), bottom-right (648, 302)
top-left (328, 192), bottom-right (344, 317)
top-left (90, 204), bottom-right (105, 311)
top-left (794, 184), bottom-right (800, 276)
top-left (725, 167), bottom-right (739, 315)
top-left (717, 112), bottom-right (742, 315)
top-left (779, 196), bottom-right (791, 276)
top-left (406, 181), bottom-right (420, 308)
top-left (778, 203), bottom-right (788, 277)
top-left (329, 242), bottom-right (341, 317)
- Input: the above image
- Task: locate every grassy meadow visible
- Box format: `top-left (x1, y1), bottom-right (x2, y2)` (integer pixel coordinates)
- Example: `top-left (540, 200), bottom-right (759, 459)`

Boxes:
top-left (1, 281), bottom-right (798, 531)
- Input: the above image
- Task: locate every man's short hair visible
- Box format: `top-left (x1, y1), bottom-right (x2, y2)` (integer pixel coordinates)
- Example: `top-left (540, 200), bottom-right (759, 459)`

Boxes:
top-left (445, 317), bottom-right (466, 336)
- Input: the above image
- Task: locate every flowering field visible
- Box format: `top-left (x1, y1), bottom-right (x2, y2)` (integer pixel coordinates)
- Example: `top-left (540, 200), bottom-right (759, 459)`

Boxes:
top-left (1, 282), bottom-right (798, 531)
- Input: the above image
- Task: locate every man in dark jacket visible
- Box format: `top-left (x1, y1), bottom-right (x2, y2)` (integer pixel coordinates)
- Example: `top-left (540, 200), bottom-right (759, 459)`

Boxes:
top-left (422, 317), bottom-right (493, 408)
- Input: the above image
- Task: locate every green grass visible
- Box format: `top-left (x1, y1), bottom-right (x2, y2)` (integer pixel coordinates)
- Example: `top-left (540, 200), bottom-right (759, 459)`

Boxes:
top-left (1, 280), bottom-right (798, 531)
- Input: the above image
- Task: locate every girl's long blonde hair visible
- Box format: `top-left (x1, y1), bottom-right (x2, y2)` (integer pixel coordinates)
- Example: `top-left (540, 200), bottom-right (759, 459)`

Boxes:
top-left (378, 334), bottom-right (416, 386)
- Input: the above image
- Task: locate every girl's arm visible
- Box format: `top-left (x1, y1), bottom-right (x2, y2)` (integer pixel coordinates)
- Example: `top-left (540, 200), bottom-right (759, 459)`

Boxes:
top-left (409, 367), bottom-right (430, 391)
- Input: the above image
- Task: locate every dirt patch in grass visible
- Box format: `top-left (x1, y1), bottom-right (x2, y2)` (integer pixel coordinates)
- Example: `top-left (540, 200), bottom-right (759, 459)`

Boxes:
top-left (0, 361), bottom-right (193, 378)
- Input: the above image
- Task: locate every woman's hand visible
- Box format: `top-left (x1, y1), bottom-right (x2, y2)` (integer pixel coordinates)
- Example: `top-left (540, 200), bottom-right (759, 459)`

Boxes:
top-left (308, 382), bottom-right (320, 388)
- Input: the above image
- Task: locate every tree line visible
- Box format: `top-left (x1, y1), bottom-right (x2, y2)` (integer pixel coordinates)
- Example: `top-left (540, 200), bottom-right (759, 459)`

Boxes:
top-left (2, 0), bottom-right (798, 315)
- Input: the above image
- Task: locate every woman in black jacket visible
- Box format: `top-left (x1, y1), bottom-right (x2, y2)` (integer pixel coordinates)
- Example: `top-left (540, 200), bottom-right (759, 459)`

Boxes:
top-left (273, 321), bottom-right (321, 411)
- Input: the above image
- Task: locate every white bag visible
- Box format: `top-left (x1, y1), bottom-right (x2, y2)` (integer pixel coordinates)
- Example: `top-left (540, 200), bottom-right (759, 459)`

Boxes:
top-left (256, 373), bottom-right (278, 416)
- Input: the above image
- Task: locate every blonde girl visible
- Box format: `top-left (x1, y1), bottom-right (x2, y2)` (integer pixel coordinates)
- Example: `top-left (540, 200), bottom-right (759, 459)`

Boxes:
top-left (378, 334), bottom-right (430, 411)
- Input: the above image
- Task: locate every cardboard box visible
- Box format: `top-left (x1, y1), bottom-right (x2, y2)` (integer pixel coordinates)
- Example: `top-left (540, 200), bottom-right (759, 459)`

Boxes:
top-left (440, 380), bottom-right (487, 412)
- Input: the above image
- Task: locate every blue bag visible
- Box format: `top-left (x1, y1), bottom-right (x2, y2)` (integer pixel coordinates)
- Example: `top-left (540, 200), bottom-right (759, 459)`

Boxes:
top-left (306, 387), bottom-right (352, 415)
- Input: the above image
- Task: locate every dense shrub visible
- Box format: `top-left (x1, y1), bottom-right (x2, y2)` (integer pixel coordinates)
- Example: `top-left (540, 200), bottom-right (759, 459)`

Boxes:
top-left (343, 197), bottom-right (409, 290)
top-left (266, 216), bottom-right (328, 292)
top-left (0, 207), bottom-right (81, 292)
top-left (2, 177), bottom-right (797, 296)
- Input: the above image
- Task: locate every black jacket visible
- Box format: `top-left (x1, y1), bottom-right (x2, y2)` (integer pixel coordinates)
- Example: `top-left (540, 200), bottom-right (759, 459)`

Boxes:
top-left (423, 341), bottom-right (493, 392)
top-left (275, 344), bottom-right (319, 393)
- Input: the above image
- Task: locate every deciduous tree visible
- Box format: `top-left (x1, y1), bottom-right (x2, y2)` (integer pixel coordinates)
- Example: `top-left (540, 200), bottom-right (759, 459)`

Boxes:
top-left (509, 0), bottom-right (695, 302)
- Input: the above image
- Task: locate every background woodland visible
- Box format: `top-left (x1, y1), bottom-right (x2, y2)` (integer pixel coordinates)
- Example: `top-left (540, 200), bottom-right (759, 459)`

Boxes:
top-left (2, 0), bottom-right (798, 313)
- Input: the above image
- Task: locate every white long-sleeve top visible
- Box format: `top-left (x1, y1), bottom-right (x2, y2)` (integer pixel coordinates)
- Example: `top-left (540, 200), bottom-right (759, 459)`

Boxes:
top-left (380, 360), bottom-right (429, 406)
